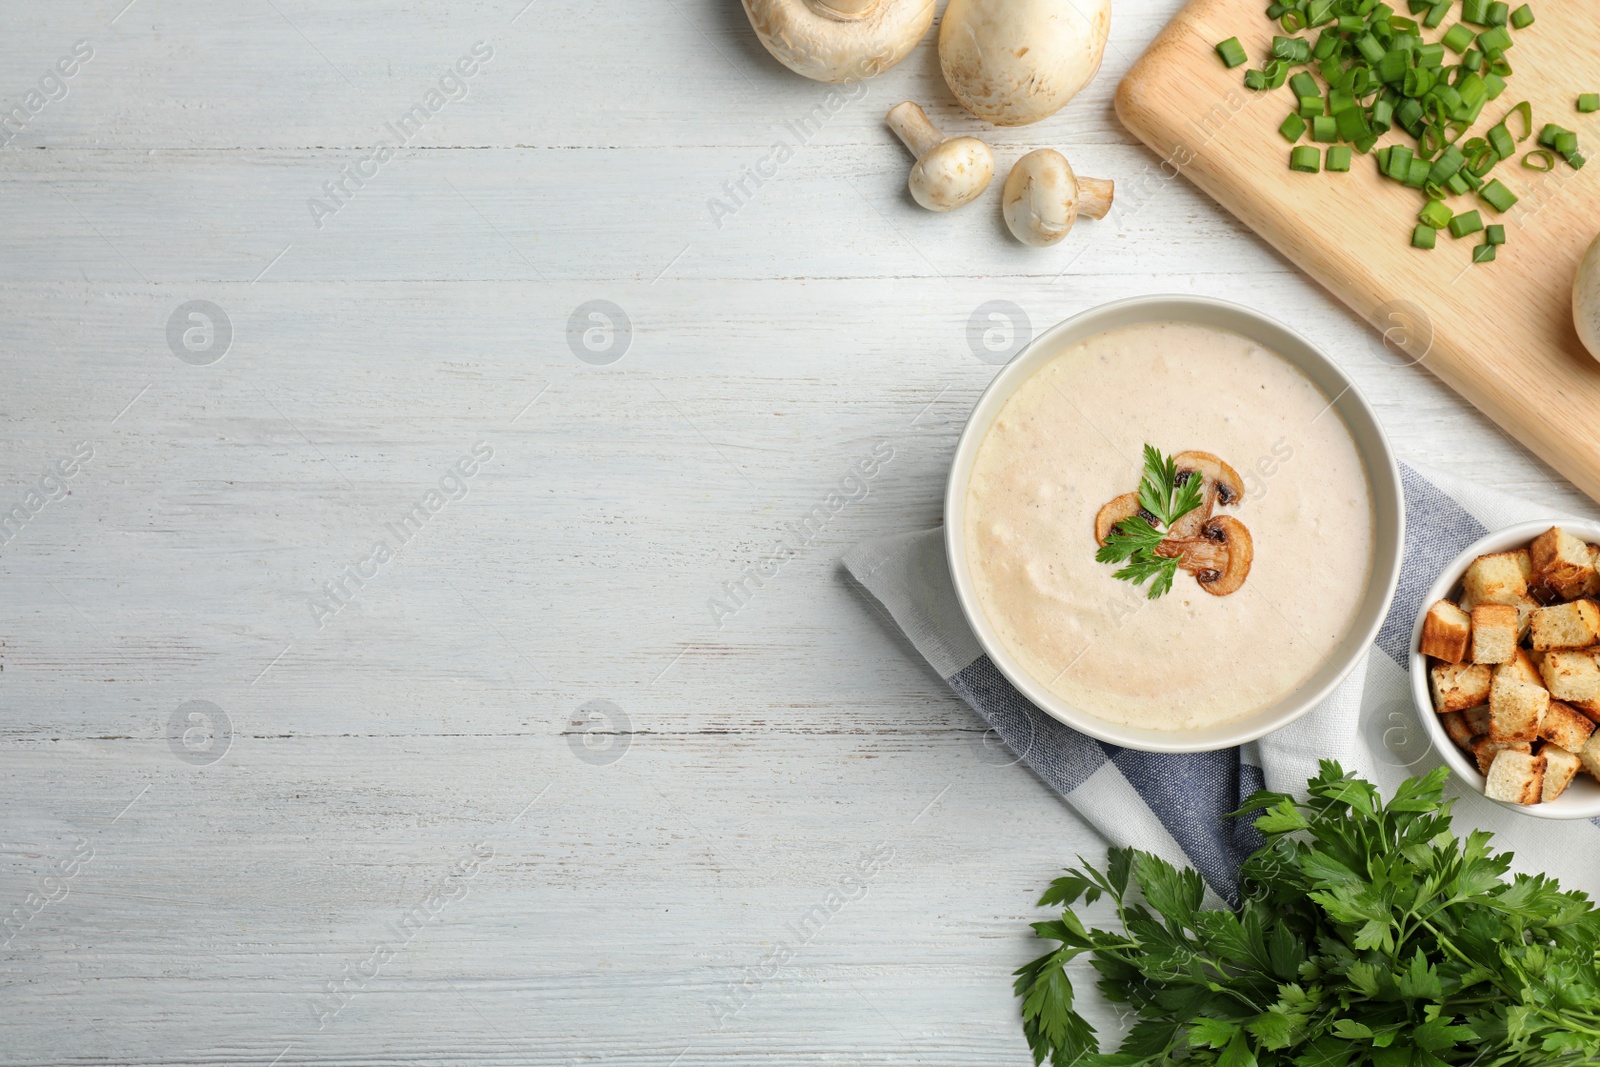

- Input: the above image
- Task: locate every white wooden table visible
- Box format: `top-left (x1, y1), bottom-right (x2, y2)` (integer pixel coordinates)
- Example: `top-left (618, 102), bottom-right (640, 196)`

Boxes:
top-left (1, 2), bottom-right (1592, 1065)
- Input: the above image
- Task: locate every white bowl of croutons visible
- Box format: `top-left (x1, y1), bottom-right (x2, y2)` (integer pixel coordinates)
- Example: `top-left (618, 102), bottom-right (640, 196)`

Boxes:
top-left (1411, 521), bottom-right (1600, 819)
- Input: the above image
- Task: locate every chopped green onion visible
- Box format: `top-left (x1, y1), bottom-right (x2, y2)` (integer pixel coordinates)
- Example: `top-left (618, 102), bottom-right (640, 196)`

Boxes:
top-left (1567, 151), bottom-right (1587, 170)
top-left (1265, 60), bottom-right (1290, 88)
top-left (1507, 101), bottom-right (1533, 141)
top-left (1311, 115), bottom-right (1339, 142)
top-left (1290, 145), bottom-right (1322, 172)
top-left (1428, 144), bottom-right (1466, 184)
top-left (1215, 37), bottom-right (1249, 68)
top-left (1510, 3), bottom-right (1534, 27)
top-left (1385, 144), bottom-right (1414, 179)
top-left (1289, 71), bottom-right (1319, 98)
top-left (1273, 35), bottom-right (1313, 62)
top-left (1487, 123), bottom-right (1515, 159)
top-left (1326, 145), bottom-right (1353, 171)
top-left (1419, 200), bottom-right (1453, 228)
top-left (1537, 122), bottom-right (1567, 149)
top-left (1462, 0), bottom-right (1490, 23)
top-left (1447, 170), bottom-right (1473, 193)
top-left (1460, 48), bottom-right (1484, 73)
top-left (1244, 69), bottom-right (1269, 91)
top-left (1280, 112), bottom-right (1308, 141)
top-left (1423, 0), bottom-right (1450, 27)
top-left (1484, 72), bottom-right (1507, 99)
top-left (1490, 56), bottom-right (1512, 76)
top-left (1406, 156), bottom-right (1433, 187)
top-left (1477, 26), bottom-right (1513, 55)
top-left (1412, 224), bottom-right (1439, 249)
top-left (1522, 149), bottom-right (1555, 170)
top-left (1473, 242), bottom-right (1498, 263)
top-left (1299, 93), bottom-right (1324, 118)
top-left (1281, 10), bottom-right (1306, 32)
top-left (1441, 23), bottom-right (1476, 51)
top-left (1486, 2), bottom-right (1510, 26)
top-left (1555, 130), bottom-right (1579, 155)
top-left (1416, 42), bottom-right (1445, 68)
top-left (1580, 95), bottom-right (1600, 114)
top-left (1485, 224), bottom-right (1506, 244)
top-left (1478, 178), bottom-right (1518, 211)
top-left (1449, 209), bottom-right (1484, 237)
top-left (1308, 0), bottom-right (1337, 25)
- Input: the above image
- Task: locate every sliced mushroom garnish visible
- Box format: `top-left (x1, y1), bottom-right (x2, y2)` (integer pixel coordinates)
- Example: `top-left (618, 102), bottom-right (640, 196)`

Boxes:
top-left (1167, 450), bottom-right (1246, 538)
top-left (1094, 492), bottom-right (1156, 545)
top-left (1157, 516), bottom-right (1254, 597)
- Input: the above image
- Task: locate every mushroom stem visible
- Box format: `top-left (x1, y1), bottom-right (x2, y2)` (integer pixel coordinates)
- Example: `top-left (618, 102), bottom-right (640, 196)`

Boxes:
top-left (1076, 177), bottom-right (1114, 220)
top-left (812, 0), bottom-right (882, 18)
top-left (886, 101), bottom-right (944, 158)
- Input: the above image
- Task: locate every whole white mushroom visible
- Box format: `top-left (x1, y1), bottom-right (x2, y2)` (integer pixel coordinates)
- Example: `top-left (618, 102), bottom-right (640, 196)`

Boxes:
top-left (741, 0), bottom-right (934, 83)
top-left (939, 0), bottom-right (1112, 127)
top-left (885, 101), bottom-right (994, 212)
top-left (1574, 231), bottom-right (1600, 362)
top-left (1002, 149), bottom-right (1114, 246)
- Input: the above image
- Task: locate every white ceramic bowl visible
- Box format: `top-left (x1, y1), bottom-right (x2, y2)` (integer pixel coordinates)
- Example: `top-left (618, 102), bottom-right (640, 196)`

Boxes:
top-left (1410, 520), bottom-right (1600, 820)
top-left (944, 295), bottom-right (1405, 753)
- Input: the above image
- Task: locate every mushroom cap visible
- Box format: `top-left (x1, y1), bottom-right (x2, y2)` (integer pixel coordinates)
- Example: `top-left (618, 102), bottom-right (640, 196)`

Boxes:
top-left (908, 136), bottom-right (994, 211)
top-left (939, 0), bottom-right (1111, 126)
top-left (1574, 231), bottom-right (1600, 362)
top-left (1002, 149), bottom-right (1081, 246)
top-left (742, 0), bottom-right (935, 84)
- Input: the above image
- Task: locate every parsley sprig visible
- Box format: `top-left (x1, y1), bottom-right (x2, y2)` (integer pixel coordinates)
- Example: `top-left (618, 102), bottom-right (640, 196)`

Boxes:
top-left (1015, 763), bottom-right (1600, 1067)
top-left (1095, 445), bottom-right (1208, 599)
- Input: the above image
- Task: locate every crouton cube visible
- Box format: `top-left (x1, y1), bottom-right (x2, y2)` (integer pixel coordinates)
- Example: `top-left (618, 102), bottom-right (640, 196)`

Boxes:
top-left (1420, 599), bottom-right (1472, 662)
top-left (1567, 695), bottom-right (1600, 724)
top-left (1498, 649), bottom-right (1543, 687)
top-left (1539, 649), bottom-right (1600, 702)
top-left (1489, 673), bottom-right (1548, 741)
top-left (1470, 604), bottom-right (1519, 663)
top-left (1531, 526), bottom-right (1597, 599)
top-left (1439, 710), bottom-right (1475, 751)
top-left (1514, 595), bottom-right (1539, 639)
top-left (1529, 598), bottom-right (1600, 650)
top-left (1485, 749), bottom-right (1546, 805)
top-left (1542, 745), bottom-right (1584, 801)
top-left (1540, 700), bottom-right (1598, 752)
top-left (1581, 732), bottom-right (1600, 781)
top-left (1463, 704), bottom-right (1492, 737)
top-left (1471, 737), bottom-right (1531, 774)
top-left (1431, 662), bottom-right (1491, 713)
top-left (1461, 551), bottom-right (1529, 612)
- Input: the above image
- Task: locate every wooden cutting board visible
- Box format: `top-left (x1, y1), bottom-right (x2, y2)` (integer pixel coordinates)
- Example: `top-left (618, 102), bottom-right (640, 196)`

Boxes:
top-left (1116, 2), bottom-right (1600, 502)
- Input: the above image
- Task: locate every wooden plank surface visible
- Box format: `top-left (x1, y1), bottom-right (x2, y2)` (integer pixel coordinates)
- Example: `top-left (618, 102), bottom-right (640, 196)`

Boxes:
top-left (1116, 0), bottom-right (1600, 503)
top-left (1, 1), bottom-right (1598, 1065)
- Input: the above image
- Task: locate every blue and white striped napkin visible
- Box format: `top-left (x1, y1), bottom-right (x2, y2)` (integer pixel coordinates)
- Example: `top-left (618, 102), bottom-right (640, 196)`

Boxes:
top-left (843, 462), bottom-right (1600, 904)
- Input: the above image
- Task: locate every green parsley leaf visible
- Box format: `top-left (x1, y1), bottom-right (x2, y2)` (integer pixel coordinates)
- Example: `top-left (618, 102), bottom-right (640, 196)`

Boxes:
top-left (1097, 445), bottom-right (1210, 599)
top-left (1013, 763), bottom-right (1600, 1067)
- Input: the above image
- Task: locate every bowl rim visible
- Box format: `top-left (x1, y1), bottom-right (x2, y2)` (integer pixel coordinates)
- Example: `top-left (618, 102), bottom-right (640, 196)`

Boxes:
top-left (943, 294), bottom-right (1404, 753)
top-left (1409, 518), bottom-right (1600, 820)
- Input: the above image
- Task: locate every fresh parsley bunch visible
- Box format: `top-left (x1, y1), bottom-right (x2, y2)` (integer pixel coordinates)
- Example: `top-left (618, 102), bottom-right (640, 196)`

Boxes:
top-left (1096, 445), bottom-right (1207, 599)
top-left (1015, 762), bottom-right (1600, 1067)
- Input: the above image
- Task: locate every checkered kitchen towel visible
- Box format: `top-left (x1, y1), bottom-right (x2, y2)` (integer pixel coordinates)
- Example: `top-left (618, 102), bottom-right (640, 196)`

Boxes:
top-left (844, 462), bottom-right (1600, 904)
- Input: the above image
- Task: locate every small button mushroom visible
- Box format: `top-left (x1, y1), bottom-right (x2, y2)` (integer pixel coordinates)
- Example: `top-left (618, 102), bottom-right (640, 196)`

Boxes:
top-left (1574, 230), bottom-right (1600, 362)
top-left (885, 101), bottom-right (994, 212)
top-left (939, 0), bottom-right (1112, 127)
top-left (1001, 149), bottom-right (1114, 246)
top-left (742, 0), bottom-right (934, 84)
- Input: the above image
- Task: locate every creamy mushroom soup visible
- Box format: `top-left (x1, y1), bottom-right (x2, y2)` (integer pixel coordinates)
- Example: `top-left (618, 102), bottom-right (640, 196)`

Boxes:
top-left (964, 321), bottom-right (1375, 730)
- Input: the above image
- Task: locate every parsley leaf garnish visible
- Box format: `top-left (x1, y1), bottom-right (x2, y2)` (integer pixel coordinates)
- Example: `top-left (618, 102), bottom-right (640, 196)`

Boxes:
top-left (1095, 445), bottom-right (1207, 600)
top-left (1013, 762), bottom-right (1600, 1067)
